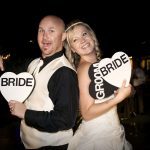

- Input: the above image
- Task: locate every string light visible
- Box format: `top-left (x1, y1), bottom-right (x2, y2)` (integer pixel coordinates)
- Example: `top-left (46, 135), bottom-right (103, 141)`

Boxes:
top-left (2, 54), bottom-right (10, 60)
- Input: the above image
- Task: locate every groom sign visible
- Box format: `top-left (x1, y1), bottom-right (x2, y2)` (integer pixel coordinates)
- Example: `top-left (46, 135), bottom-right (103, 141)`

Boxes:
top-left (88, 51), bottom-right (131, 101)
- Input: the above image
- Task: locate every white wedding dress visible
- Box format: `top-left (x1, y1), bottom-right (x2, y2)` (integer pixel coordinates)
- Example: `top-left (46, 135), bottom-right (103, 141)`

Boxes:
top-left (68, 103), bottom-right (132, 150)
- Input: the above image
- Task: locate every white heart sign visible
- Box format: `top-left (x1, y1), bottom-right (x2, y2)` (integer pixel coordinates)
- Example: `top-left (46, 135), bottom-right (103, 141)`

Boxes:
top-left (98, 51), bottom-right (131, 87)
top-left (0, 72), bottom-right (35, 102)
top-left (88, 51), bottom-right (131, 100)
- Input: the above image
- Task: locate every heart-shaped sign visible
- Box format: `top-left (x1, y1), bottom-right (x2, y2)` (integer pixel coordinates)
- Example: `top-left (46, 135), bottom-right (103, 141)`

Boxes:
top-left (89, 51), bottom-right (131, 100)
top-left (0, 72), bottom-right (35, 102)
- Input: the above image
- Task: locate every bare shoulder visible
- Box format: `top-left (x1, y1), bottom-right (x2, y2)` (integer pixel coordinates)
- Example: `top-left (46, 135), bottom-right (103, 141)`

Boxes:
top-left (77, 62), bottom-right (91, 81)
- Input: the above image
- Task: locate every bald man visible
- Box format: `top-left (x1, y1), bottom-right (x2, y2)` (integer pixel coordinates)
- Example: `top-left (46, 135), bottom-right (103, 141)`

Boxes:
top-left (8, 15), bottom-right (79, 150)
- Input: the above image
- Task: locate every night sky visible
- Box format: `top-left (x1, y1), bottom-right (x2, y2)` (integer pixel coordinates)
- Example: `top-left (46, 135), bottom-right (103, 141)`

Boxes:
top-left (0, 1), bottom-right (150, 58)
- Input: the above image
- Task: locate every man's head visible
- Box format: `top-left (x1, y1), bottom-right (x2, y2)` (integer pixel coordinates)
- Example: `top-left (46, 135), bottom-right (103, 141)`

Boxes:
top-left (37, 15), bottom-right (66, 58)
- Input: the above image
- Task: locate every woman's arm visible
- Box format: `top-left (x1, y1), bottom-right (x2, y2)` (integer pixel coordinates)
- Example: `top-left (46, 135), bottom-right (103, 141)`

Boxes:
top-left (77, 63), bottom-right (132, 121)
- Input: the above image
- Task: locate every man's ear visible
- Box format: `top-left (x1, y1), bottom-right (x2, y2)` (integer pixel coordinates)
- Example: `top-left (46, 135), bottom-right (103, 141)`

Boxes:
top-left (62, 32), bottom-right (66, 41)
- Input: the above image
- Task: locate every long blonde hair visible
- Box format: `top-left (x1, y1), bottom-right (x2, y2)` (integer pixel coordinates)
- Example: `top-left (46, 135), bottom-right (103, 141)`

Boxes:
top-left (64, 21), bottom-right (102, 69)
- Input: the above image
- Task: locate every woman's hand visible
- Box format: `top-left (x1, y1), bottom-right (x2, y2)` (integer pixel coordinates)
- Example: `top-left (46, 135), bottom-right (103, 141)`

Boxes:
top-left (114, 80), bottom-right (132, 103)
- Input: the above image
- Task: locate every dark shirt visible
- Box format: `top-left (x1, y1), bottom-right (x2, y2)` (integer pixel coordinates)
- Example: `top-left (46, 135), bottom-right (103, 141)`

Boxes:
top-left (25, 51), bottom-right (79, 132)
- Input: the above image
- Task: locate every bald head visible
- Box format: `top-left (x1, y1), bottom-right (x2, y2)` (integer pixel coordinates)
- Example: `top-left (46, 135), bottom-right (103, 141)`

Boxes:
top-left (39, 15), bottom-right (65, 32)
top-left (37, 15), bottom-right (66, 57)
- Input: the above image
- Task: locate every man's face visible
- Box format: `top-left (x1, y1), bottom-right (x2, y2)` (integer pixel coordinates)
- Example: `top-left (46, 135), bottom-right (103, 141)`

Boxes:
top-left (37, 16), bottom-right (65, 58)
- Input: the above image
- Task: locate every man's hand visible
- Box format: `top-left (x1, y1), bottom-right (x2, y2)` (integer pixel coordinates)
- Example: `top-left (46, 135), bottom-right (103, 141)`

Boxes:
top-left (0, 56), bottom-right (4, 71)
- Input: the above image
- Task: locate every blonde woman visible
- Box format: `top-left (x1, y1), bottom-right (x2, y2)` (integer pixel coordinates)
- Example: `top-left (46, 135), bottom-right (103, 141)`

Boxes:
top-left (65, 21), bottom-right (132, 150)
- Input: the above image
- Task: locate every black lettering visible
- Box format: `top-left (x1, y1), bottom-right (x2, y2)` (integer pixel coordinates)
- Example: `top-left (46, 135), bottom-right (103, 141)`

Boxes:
top-left (106, 63), bottom-right (114, 73)
top-left (9, 78), bottom-right (15, 86)
top-left (120, 54), bottom-right (128, 64)
top-left (26, 78), bottom-right (33, 86)
top-left (114, 58), bottom-right (122, 67)
top-left (18, 78), bottom-right (26, 86)
top-left (1, 78), bottom-right (8, 86)
top-left (100, 67), bottom-right (108, 76)
top-left (112, 61), bottom-right (117, 69)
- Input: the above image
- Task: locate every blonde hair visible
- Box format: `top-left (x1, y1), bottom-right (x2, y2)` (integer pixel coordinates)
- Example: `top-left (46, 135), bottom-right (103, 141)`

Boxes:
top-left (64, 21), bottom-right (102, 69)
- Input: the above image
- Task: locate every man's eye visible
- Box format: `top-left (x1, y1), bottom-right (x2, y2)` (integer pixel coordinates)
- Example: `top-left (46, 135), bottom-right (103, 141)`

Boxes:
top-left (38, 29), bottom-right (43, 33)
top-left (83, 32), bottom-right (87, 36)
top-left (49, 30), bottom-right (54, 33)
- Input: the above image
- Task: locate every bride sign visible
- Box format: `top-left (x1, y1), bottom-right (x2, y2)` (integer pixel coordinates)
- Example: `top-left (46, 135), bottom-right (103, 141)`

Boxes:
top-left (88, 51), bottom-right (131, 101)
top-left (0, 72), bottom-right (35, 102)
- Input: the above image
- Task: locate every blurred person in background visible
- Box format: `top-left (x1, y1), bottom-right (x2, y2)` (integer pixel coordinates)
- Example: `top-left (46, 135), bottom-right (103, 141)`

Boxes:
top-left (132, 59), bottom-right (146, 114)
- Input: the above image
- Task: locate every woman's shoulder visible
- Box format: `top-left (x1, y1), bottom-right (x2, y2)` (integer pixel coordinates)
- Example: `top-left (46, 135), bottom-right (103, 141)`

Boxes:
top-left (77, 62), bottom-right (91, 72)
top-left (77, 62), bottom-right (92, 80)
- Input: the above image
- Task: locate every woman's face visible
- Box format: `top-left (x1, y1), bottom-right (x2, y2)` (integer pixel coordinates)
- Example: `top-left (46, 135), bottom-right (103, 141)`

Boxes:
top-left (68, 25), bottom-right (95, 57)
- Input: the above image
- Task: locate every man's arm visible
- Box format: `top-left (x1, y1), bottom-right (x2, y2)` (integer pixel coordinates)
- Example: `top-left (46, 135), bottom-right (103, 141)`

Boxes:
top-left (0, 55), bottom-right (4, 71)
top-left (25, 67), bottom-right (79, 132)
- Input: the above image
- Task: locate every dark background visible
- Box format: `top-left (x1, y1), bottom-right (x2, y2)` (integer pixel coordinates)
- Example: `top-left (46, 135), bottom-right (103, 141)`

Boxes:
top-left (0, 1), bottom-right (150, 149)
top-left (0, 1), bottom-right (150, 58)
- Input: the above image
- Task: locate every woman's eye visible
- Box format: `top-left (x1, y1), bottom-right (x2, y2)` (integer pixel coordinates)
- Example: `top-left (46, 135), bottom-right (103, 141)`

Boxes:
top-left (73, 39), bottom-right (77, 42)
